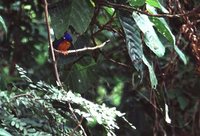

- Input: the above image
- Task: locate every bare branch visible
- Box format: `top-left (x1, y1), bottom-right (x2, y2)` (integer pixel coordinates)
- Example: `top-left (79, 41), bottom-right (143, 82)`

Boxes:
top-left (44, 1), bottom-right (88, 135)
top-left (44, 0), bottom-right (62, 87)
top-left (103, 1), bottom-right (200, 18)
top-left (12, 94), bottom-right (34, 99)
top-left (54, 40), bottom-right (110, 55)
top-left (69, 116), bottom-right (84, 136)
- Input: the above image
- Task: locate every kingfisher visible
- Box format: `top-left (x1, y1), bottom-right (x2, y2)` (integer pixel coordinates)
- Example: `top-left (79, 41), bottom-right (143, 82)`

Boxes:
top-left (53, 32), bottom-right (73, 55)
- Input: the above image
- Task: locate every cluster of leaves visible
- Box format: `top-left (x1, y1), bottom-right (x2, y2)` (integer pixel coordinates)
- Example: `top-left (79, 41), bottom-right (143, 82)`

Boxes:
top-left (0, 0), bottom-right (200, 135)
top-left (0, 65), bottom-right (129, 136)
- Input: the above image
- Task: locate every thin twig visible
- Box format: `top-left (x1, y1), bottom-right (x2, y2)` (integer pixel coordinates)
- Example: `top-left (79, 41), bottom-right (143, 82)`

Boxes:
top-left (44, 0), bottom-right (62, 87)
top-left (12, 94), bottom-right (34, 99)
top-left (103, 1), bottom-right (200, 18)
top-left (68, 103), bottom-right (87, 136)
top-left (43, 1), bottom-right (87, 135)
top-left (69, 116), bottom-right (84, 136)
top-left (108, 58), bottom-right (131, 68)
top-left (54, 40), bottom-right (110, 55)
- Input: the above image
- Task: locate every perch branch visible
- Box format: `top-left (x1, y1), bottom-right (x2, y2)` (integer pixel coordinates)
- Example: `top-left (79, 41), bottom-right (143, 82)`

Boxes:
top-left (54, 40), bottom-right (110, 55)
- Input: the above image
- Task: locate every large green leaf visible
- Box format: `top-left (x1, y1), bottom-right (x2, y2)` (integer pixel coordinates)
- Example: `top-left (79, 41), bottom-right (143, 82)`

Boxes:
top-left (147, 5), bottom-right (187, 64)
top-left (142, 55), bottom-right (157, 89)
top-left (119, 12), bottom-right (143, 74)
top-left (49, 0), bottom-right (94, 38)
top-left (0, 16), bottom-right (7, 34)
top-left (132, 12), bottom-right (165, 57)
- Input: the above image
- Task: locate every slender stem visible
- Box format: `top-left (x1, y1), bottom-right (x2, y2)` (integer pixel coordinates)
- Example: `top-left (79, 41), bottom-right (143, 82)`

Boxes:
top-left (54, 40), bottom-right (110, 55)
top-left (68, 103), bottom-right (87, 136)
top-left (103, 1), bottom-right (200, 18)
top-left (43, 1), bottom-right (87, 135)
top-left (69, 116), bottom-right (84, 136)
top-left (44, 0), bottom-right (62, 87)
top-left (12, 94), bottom-right (34, 99)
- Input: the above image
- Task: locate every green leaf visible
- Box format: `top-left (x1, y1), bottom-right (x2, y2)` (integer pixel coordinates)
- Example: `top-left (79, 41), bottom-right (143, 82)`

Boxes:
top-left (174, 45), bottom-right (187, 64)
top-left (49, 0), bottom-right (94, 38)
top-left (110, 80), bottom-right (124, 106)
top-left (0, 16), bottom-right (7, 34)
top-left (132, 12), bottom-right (165, 57)
top-left (11, 121), bottom-right (15, 126)
top-left (146, 5), bottom-right (173, 42)
top-left (147, 5), bottom-right (187, 64)
top-left (119, 12), bottom-right (143, 74)
top-left (0, 128), bottom-right (12, 136)
top-left (129, 0), bottom-right (145, 7)
top-left (104, 7), bottom-right (115, 16)
top-left (142, 55), bottom-right (157, 89)
top-left (146, 0), bottom-right (168, 13)
top-left (98, 87), bottom-right (106, 96)
top-left (146, 0), bottom-right (160, 8)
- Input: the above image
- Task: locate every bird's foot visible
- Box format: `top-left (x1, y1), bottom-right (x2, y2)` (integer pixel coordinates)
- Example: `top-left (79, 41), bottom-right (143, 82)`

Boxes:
top-left (62, 51), bottom-right (68, 55)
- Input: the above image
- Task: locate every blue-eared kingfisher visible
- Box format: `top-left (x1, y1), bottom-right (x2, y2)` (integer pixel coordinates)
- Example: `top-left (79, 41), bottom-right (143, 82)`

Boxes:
top-left (53, 32), bottom-right (73, 55)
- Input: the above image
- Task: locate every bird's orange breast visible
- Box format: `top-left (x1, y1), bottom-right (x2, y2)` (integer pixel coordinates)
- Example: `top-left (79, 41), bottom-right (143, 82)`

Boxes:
top-left (57, 41), bottom-right (71, 51)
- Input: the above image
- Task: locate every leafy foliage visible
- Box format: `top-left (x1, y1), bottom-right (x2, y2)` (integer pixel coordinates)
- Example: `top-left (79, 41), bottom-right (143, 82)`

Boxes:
top-left (132, 12), bottom-right (165, 57)
top-left (14, 65), bottom-right (130, 136)
top-left (146, 5), bottom-right (187, 64)
top-left (142, 55), bottom-right (157, 89)
top-left (49, 0), bottom-right (94, 38)
top-left (0, 0), bottom-right (200, 135)
top-left (119, 12), bottom-right (143, 77)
